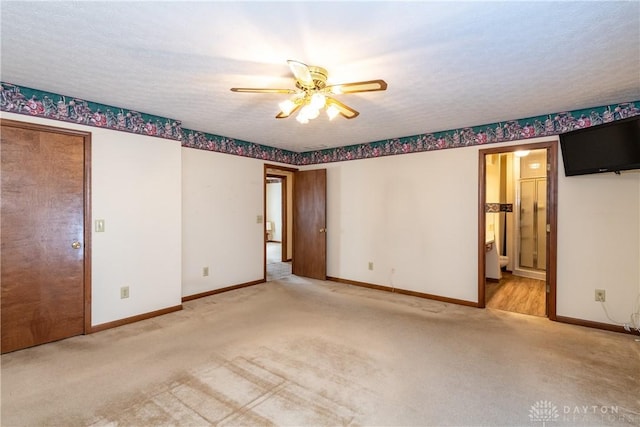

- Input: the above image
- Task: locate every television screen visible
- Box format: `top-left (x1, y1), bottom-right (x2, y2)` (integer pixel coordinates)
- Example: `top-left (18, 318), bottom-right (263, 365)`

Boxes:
top-left (560, 116), bottom-right (640, 176)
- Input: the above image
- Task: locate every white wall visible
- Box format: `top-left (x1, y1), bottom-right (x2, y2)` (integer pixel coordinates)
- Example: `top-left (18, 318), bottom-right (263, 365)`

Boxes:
top-left (91, 128), bottom-right (182, 325)
top-left (308, 135), bottom-right (640, 325)
top-left (181, 148), bottom-right (264, 297)
top-left (1, 112), bottom-right (183, 326)
top-left (557, 159), bottom-right (640, 325)
top-left (266, 182), bottom-right (282, 241)
top-left (318, 146), bottom-right (479, 302)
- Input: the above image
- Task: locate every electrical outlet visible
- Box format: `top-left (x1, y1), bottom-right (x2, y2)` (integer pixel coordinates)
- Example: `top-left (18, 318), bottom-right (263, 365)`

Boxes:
top-left (120, 286), bottom-right (130, 299)
top-left (368, 262), bottom-right (374, 271)
top-left (203, 266), bottom-right (209, 277)
top-left (595, 289), bottom-right (606, 302)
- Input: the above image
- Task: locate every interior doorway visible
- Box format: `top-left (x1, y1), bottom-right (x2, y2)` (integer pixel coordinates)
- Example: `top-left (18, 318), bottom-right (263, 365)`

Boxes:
top-left (478, 141), bottom-right (558, 319)
top-left (263, 165), bottom-right (328, 282)
top-left (264, 164), bottom-right (296, 281)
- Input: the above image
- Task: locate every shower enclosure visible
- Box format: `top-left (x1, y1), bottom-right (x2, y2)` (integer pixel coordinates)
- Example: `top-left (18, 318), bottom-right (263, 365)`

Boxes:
top-left (515, 150), bottom-right (547, 280)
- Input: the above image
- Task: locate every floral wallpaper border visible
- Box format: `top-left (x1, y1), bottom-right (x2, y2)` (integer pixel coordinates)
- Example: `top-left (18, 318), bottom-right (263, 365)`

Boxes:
top-left (180, 127), bottom-right (296, 164)
top-left (2, 82), bottom-right (638, 166)
top-left (296, 101), bottom-right (639, 165)
top-left (1, 82), bottom-right (185, 140)
top-left (0, 82), bottom-right (295, 164)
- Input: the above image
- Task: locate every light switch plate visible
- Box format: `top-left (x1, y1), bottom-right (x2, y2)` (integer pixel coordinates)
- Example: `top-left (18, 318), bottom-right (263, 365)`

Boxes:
top-left (95, 219), bottom-right (105, 232)
top-left (256, 215), bottom-right (263, 224)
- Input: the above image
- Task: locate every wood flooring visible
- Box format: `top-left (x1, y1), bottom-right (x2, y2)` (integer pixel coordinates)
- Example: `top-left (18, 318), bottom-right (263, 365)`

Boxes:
top-left (485, 271), bottom-right (546, 317)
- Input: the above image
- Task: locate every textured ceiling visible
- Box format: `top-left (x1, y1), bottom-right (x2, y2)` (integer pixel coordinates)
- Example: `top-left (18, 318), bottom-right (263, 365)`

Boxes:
top-left (1, 1), bottom-right (639, 153)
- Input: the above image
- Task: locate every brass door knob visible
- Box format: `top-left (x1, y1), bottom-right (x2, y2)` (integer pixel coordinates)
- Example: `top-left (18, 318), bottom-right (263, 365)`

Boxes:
top-left (71, 241), bottom-right (81, 249)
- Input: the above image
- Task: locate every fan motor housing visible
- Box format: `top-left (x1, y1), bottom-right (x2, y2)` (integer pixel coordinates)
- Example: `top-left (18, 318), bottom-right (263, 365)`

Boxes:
top-left (296, 65), bottom-right (328, 90)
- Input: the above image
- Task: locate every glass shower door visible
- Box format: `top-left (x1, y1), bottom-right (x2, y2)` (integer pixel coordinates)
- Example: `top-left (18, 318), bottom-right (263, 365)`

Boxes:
top-left (536, 179), bottom-right (547, 270)
top-left (518, 178), bottom-right (546, 271)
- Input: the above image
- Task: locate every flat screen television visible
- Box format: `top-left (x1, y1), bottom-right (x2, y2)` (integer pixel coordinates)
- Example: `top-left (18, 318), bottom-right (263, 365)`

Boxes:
top-left (560, 116), bottom-right (640, 176)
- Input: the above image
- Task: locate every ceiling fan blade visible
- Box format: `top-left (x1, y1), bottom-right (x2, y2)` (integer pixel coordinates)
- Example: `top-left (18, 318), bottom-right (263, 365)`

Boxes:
top-left (230, 87), bottom-right (297, 94)
top-left (287, 60), bottom-right (315, 89)
top-left (326, 79), bottom-right (388, 94)
top-left (326, 97), bottom-right (360, 119)
top-left (275, 103), bottom-right (302, 119)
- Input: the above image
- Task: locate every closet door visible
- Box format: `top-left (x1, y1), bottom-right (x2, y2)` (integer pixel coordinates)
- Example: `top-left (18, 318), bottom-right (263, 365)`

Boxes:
top-left (1, 120), bottom-right (90, 353)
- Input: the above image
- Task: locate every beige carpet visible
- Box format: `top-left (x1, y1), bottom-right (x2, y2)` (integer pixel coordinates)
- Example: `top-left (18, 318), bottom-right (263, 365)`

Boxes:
top-left (2, 276), bottom-right (639, 426)
top-left (267, 242), bottom-right (291, 281)
top-left (266, 242), bottom-right (282, 264)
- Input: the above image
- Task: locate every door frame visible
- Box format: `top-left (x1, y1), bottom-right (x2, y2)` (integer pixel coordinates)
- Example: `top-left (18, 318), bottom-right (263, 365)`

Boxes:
top-left (263, 164), bottom-right (298, 281)
top-left (0, 118), bottom-right (92, 333)
top-left (477, 140), bottom-right (558, 319)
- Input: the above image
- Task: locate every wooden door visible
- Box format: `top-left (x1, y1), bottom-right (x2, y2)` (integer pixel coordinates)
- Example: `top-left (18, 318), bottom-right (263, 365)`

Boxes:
top-left (1, 120), bottom-right (90, 353)
top-left (293, 169), bottom-right (326, 280)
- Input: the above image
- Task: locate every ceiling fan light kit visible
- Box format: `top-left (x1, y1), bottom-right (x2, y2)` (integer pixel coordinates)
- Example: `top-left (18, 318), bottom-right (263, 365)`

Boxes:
top-left (230, 60), bottom-right (387, 124)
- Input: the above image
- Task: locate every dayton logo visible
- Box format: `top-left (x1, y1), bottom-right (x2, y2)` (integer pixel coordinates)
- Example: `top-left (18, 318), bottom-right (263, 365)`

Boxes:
top-left (529, 400), bottom-right (559, 426)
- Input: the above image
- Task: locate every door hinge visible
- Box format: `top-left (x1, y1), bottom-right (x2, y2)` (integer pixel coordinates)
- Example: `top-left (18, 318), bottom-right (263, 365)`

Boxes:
top-left (546, 224), bottom-right (551, 233)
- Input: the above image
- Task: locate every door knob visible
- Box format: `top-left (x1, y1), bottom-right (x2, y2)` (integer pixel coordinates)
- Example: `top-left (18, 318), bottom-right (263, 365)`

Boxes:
top-left (319, 228), bottom-right (326, 233)
top-left (71, 241), bottom-right (81, 249)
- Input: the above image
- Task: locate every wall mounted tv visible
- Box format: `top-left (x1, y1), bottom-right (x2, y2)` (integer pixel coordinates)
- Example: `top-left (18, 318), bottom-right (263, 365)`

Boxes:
top-left (560, 116), bottom-right (640, 176)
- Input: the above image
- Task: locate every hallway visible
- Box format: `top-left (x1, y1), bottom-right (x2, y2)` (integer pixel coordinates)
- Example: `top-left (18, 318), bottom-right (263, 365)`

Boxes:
top-left (266, 242), bottom-right (291, 281)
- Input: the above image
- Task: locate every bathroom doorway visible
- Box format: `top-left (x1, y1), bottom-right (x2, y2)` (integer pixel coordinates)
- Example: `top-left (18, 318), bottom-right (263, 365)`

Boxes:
top-left (478, 141), bottom-right (558, 319)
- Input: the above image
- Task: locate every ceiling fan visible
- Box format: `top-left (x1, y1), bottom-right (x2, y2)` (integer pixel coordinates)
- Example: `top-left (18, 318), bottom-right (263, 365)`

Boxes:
top-left (230, 60), bottom-right (387, 124)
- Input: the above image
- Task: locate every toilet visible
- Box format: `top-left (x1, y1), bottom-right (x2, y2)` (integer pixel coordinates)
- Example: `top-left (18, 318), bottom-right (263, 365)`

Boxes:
top-left (499, 255), bottom-right (509, 269)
